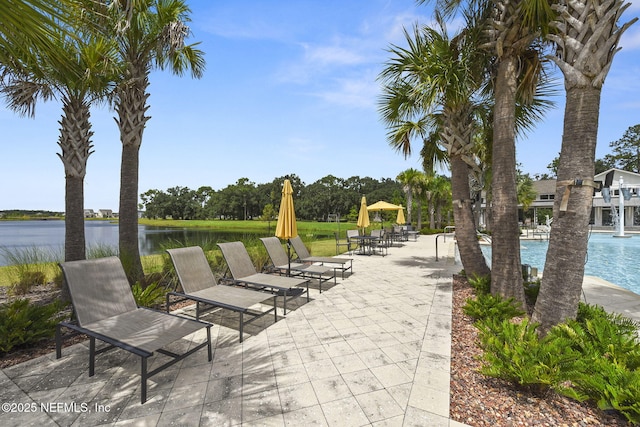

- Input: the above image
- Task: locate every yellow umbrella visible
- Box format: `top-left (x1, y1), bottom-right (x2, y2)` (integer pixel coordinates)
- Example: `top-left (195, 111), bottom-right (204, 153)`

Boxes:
top-left (366, 200), bottom-right (402, 211)
top-left (396, 205), bottom-right (406, 225)
top-left (366, 200), bottom-right (402, 228)
top-left (356, 196), bottom-right (370, 231)
top-left (275, 179), bottom-right (297, 275)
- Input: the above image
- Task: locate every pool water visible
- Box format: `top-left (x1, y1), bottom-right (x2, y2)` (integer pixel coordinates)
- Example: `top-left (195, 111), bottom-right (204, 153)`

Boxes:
top-left (481, 233), bottom-right (640, 295)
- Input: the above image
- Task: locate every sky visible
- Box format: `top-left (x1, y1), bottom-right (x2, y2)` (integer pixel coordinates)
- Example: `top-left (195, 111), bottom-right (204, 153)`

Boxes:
top-left (1, 0), bottom-right (640, 212)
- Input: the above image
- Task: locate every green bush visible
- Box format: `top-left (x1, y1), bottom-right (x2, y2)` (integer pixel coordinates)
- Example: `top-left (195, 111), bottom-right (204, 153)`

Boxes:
top-left (131, 282), bottom-right (168, 308)
top-left (11, 270), bottom-right (47, 295)
top-left (467, 274), bottom-right (490, 295)
top-left (463, 292), bottom-right (525, 322)
top-left (474, 297), bottom-right (640, 422)
top-left (476, 318), bottom-right (578, 394)
top-left (0, 299), bottom-right (68, 353)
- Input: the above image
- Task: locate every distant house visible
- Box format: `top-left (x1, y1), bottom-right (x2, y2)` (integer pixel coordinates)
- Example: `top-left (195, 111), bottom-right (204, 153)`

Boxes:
top-left (98, 209), bottom-right (114, 218)
top-left (84, 209), bottom-right (96, 218)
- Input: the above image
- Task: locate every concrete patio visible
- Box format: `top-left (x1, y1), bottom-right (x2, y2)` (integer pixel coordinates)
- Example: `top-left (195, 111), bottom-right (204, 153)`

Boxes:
top-left (5, 232), bottom-right (638, 426)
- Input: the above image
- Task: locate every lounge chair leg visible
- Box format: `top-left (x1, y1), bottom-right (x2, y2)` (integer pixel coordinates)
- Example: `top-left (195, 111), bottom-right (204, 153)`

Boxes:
top-left (55, 324), bottom-right (62, 359)
top-left (273, 296), bottom-right (278, 322)
top-left (141, 357), bottom-right (147, 404)
top-left (283, 292), bottom-right (287, 316)
top-left (206, 327), bottom-right (213, 361)
top-left (239, 312), bottom-right (244, 343)
top-left (89, 337), bottom-right (96, 377)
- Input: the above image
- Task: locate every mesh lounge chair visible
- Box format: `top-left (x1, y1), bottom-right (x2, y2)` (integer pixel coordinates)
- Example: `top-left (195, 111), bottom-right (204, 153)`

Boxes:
top-left (56, 257), bottom-right (212, 404)
top-left (260, 237), bottom-right (336, 293)
top-left (289, 236), bottom-right (353, 278)
top-left (166, 246), bottom-right (278, 343)
top-left (217, 241), bottom-right (309, 315)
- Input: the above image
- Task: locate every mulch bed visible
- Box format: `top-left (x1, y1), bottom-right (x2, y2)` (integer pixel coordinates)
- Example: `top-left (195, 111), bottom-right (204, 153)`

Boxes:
top-left (449, 274), bottom-right (631, 426)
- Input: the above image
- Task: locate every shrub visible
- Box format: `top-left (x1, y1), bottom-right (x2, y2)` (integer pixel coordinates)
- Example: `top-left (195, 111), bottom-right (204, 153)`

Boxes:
top-left (467, 274), bottom-right (490, 295)
top-left (463, 292), bottom-right (525, 323)
top-left (131, 282), bottom-right (168, 308)
top-left (11, 271), bottom-right (47, 295)
top-left (476, 318), bottom-right (578, 394)
top-left (0, 299), bottom-right (68, 353)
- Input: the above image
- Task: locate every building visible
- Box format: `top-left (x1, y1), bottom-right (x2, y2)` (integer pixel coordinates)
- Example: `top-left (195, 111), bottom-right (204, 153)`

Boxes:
top-left (592, 169), bottom-right (640, 227)
top-left (481, 168), bottom-right (640, 230)
top-left (97, 209), bottom-right (114, 218)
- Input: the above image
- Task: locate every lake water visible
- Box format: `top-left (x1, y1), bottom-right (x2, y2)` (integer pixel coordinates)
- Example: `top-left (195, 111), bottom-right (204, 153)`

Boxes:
top-left (481, 232), bottom-right (640, 294)
top-left (0, 220), bottom-right (279, 266)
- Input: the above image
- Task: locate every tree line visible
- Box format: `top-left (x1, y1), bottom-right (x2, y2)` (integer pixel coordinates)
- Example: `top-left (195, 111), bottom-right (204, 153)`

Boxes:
top-left (139, 173), bottom-right (454, 229)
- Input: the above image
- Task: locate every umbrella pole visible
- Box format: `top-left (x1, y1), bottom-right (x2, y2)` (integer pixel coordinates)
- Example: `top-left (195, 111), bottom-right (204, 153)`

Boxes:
top-left (286, 239), bottom-right (291, 277)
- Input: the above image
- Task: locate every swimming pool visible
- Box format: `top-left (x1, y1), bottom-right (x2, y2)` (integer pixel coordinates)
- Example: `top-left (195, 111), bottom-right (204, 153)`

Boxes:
top-left (481, 233), bottom-right (640, 295)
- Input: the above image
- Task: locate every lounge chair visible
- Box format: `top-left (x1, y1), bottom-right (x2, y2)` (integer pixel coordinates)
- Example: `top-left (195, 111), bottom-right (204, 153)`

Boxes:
top-left (217, 241), bottom-right (310, 315)
top-left (260, 237), bottom-right (336, 293)
top-left (56, 257), bottom-right (212, 404)
top-left (289, 236), bottom-right (353, 278)
top-left (166, 246), bottom-right (278, 343)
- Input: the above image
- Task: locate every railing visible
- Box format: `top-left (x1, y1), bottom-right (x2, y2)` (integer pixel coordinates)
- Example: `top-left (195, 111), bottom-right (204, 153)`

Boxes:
top-left (443, 226), bottom-right (455, 242)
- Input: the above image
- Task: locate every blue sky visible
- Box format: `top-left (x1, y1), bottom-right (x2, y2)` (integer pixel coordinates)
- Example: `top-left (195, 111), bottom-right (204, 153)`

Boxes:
top-left (2, 0), bottom-right (640, 212)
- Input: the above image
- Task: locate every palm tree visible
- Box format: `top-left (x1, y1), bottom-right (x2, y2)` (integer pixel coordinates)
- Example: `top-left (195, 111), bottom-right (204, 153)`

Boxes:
top-left (482, 0), bottom-right (555, 304)
top-left (109, 0), bottom-right (205, 283)
top-left (419, 0), bottom-right (556, 303)
top-left (379, 18), bottom-right (491, 278)
top-left (396, 168), bottom-right (423, 224)
top-left (1, 0), bottom-right (82, 79)
top-left (1, 2), bottom-right (117, 264)
top-left (532, 0), bottom-right (637, 333)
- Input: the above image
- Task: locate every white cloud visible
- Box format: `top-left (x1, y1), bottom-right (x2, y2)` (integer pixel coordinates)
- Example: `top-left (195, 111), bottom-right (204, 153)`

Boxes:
top-left (310, 74), bottom-right (381, 110)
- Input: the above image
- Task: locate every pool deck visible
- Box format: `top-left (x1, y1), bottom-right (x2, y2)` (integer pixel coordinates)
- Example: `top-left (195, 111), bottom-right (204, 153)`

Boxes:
top-left (1, 234), bottom-right (639, 426)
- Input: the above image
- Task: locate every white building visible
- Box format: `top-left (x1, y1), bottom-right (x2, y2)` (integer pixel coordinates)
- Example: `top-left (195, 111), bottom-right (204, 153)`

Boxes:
top-left (480, 168), bottom-right (640, 229)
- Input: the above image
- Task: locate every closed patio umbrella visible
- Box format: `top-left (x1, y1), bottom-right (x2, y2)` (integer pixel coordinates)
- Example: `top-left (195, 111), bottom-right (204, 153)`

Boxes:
top-left (356, 196), bottom-right (370, 232)
top-left (396, 205), bottom-right (406, 225)
top-left (275, 179), bottom-right (297, 276)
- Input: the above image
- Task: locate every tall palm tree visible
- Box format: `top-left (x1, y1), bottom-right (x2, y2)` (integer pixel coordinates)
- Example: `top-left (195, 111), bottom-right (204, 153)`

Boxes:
top-left (419, 0), bottom-right (555, 303)
top-left (1, 2), bottom-right (117, 264)
top-left (396, 168), bottom-right (423, 224)
top-left (379, 18), bottom-right (491, 278)
top-left (532, 0), bottom-right (637, 333)
top-left (483, 0), bottom-right (555, 304)
top-left (109, 0), bottom-right (205, 283)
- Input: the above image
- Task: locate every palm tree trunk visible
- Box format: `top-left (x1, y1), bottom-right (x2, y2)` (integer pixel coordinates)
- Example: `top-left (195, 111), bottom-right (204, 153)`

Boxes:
top-left (116, 68), bottom-right (149, 285)
top-left (491, 55), bottom-right (525, 303)
top-left (119, 141), bottom-right (144, 284)
top-left (451, 156), bottom-right (490, 278)
top-left (533, 86), bottom-right (600, 333)
top-left (64, 175), bottom-right (85, 262)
